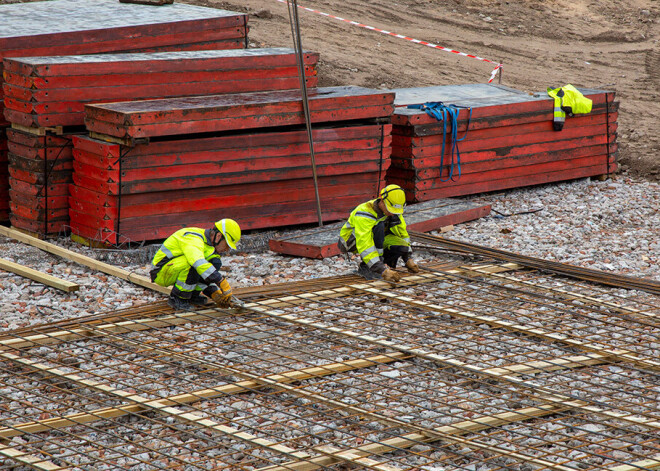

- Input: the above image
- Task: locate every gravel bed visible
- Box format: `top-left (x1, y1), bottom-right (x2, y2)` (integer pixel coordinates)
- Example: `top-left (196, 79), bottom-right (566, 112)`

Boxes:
top-left (0, 175), bottom-right (657, 331)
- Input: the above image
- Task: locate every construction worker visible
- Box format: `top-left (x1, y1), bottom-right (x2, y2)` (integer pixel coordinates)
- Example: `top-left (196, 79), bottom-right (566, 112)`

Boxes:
top-left (150, 219), bottom-right (241, 310)
top-left (338, 184), bottom-right (420, 282)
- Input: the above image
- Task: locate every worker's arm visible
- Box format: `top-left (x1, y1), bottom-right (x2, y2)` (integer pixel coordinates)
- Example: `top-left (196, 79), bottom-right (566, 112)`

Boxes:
top-left (352, 212), bottom-right (385, 273)
top-left (388, 216), bottom-right (418, 273)
top-left (181, 233), bottom-right (224, 285)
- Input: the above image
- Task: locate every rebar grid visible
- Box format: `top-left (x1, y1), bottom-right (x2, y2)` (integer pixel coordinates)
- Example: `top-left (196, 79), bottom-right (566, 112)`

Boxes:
top-left (0, 262), bottom-right (658, 470)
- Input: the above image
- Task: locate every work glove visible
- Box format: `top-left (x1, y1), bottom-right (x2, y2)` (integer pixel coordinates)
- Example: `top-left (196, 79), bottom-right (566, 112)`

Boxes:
top-left (405, 259), bottom-right (420, 273)
top-left (381, 268), bottom-right (402, 283)
top-left (211, 278), bottom-right (233, 308)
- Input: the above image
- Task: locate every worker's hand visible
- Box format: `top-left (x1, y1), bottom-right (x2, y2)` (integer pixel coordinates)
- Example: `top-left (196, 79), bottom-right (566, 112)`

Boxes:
top-left (405, 259), bottom-right (420, 273)
top-left (382, 268), bottom-right (402, 283)
top-left (211, 290), bottom-right (233, 308)
top-left (211, 278), bottom-right (233, 308)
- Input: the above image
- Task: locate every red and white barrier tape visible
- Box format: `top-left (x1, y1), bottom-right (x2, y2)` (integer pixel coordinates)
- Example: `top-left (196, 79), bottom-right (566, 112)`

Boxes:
top-left (276, 0), bottom-right (503, 83)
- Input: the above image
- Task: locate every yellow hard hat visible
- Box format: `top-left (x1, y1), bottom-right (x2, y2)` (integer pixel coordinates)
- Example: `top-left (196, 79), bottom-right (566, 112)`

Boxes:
top-left (379, 184), bottom-right (406, 214)
top-left (214, 218), bottom-right (241, 250)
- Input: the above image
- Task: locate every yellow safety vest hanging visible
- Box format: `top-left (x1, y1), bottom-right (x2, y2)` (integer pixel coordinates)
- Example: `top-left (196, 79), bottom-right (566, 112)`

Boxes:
top-left (547, 84), bottom-right (593, 131)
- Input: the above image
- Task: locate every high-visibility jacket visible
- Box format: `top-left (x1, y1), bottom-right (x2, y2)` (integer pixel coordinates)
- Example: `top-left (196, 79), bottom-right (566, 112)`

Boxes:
top-left (339, 199), bottom-right (411, 269)
top-left (151, 227), bottom-right (223, 286)
top-left (547, 84), bottom-right (593, 131)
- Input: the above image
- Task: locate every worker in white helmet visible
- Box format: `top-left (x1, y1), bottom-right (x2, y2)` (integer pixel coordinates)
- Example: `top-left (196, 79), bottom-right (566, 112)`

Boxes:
top-left (338, 184), bottom-right (420, 282)
top-left (150, 218), bottom-right (241, 310)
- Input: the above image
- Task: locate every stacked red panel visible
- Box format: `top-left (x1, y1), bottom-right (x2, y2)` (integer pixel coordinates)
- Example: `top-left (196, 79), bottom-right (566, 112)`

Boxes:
top-left (387, 84), bottom-right (618, 202)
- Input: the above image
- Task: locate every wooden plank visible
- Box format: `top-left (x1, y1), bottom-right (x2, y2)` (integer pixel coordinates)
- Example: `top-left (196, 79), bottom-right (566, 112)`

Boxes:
top-left (0, 444), bottom-right (64, 471)
top-left (1, 350), bottom-right (405, 471)
top-left (268, 198), bottom-right (491, 259)
top-left (262, 404), bottom-right (571, 471)
top-left (0, 352), bottom-right (410, 439)
top-left (244, 290), bottom-right (660, 431)
top-left (0, 257), bottom-right (79, 292)
top-left (356, 280), bottom-right (660, 372)
top-left (0, 226), bottom-right (169, 294)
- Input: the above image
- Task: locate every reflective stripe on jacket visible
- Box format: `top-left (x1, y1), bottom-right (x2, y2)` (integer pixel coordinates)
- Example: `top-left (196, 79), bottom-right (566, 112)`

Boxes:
top-left (547, 84), bottom-right (593, 131)
top-left (152, 227), bottom-right (222, 283)
top-left (339, 200), bottom-right (410, 268)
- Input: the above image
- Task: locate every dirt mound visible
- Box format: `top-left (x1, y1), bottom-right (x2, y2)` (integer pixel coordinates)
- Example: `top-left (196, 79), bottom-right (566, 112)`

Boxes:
top-left (191, 0), bottom-right (659, 181)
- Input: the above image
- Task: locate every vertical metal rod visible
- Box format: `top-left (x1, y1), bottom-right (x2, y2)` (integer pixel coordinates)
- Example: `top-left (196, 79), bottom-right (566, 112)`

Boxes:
top-left (498, 60), bottom-right (503, 84)
top-left (287, 0), bottom-right (324, 226)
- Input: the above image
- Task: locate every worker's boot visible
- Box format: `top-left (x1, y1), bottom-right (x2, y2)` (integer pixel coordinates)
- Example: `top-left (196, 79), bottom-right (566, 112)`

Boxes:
top-left (356, 262), bottom-right (381, 280)
top-left (189, 291), bottom-right (209, 306)
top-left (167, 294), bottom-right (192, 311)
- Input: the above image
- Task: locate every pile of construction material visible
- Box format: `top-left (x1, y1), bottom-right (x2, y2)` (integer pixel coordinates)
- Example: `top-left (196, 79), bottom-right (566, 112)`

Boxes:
top-left (387, 84), bottom-right (618, 202)
top-left (3, 48), bottom-right (319, 236)
top-left (0, 0), bottom-right (249, 229)
top-left (73, 87), bottom-right (393, 244)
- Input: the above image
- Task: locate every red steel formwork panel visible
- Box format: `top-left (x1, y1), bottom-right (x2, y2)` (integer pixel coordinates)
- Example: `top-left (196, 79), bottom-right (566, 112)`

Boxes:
top-left (3, 48), bottom-right (319, 128)
top-left (83, 86), bottom-right (396, 140)
top-left (387, 84), bottom-right (619, 203)
top-left (69, 123), bottom-right (391, 244)
top-left (0, 0), bottom-right (249, 126)
top-left (0, 128), bottom-right (8, 221)
top-left (5, 129), bottom-right (75, 234)
top-left (0, 0), bottom-right (248, 225)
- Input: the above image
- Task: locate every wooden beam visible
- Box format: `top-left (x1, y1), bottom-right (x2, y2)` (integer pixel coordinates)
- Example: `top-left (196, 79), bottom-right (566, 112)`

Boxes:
top-left (608, 457), bottom-right (660, 471)
top-left (354, 282), bottom-right (660, 372)
top-left (0, 443), bottom-right (65, 470)
top-left (0, 351), bottom-right (404, 470)
top-left (460, 265), bottom-right (650, 317)
top-left (0, 258), bottom-right (79, 292)
top-left (262, 404), bottom-right (571, 471)
top-left (0, 226), bottom-right (169, 294)
top-left (243, 297), bottom-right (660, 431)
top-left (0, 352), bottom-right (407, 438)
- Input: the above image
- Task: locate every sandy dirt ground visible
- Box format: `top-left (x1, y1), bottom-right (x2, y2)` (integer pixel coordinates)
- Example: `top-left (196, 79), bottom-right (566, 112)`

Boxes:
top-left (184, 0), bottom-right (660, 181)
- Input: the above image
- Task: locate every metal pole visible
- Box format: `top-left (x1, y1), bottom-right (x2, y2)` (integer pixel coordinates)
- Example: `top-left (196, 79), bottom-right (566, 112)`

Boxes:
top-left (287, 0), bottom-right (324, 227)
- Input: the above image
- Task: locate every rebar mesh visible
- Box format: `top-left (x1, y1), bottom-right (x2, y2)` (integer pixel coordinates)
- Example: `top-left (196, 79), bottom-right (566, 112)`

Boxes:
top-left (0, 261), bottom-right (658, 470)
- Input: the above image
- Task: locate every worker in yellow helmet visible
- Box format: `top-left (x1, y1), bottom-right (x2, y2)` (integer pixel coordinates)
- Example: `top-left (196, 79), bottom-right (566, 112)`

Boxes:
top-left (150, 219), bottom-right (241, 310)
top-left (338, 184), bottom-right (420, 282)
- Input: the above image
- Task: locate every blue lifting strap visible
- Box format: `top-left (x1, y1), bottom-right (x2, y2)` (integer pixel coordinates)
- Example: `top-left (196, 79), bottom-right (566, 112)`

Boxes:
top-left (407, 102), bottom-right (471, 182)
